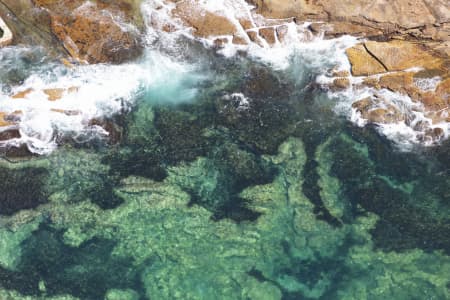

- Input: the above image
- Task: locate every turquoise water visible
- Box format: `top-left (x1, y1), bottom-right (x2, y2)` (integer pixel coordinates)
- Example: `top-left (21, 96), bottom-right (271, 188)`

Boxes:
top-left (0, 36), bottom-right (449, 300)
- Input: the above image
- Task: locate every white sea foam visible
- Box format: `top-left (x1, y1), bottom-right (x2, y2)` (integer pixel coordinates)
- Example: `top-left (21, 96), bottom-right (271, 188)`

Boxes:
top-left (167, 0), bottom-right (450, 149)
top-left (414, 76), bottom-right (441, 91)
top-left (0, 0), bottom-right (447, 153)
top-left (222, 93), bottom-right (251, 111)
top-left (0, 46), bottom-right (201, 154)
top-left (331, 86), bottom-right (449, 150)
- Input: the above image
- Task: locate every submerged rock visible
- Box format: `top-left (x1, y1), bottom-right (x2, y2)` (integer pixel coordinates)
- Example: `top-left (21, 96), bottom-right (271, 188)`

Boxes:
top-left (0, 164), bottom-right (49, 216)
top-left (0, 137), bottom-right (448, 299)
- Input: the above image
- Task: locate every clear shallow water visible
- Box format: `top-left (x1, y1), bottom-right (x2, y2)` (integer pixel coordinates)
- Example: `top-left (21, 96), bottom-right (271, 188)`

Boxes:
top-left (0, 21), bottom-right (449, 300)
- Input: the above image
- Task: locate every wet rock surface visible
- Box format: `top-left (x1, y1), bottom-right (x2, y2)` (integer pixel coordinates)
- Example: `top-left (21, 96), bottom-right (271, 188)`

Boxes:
top-left (0, 0), bottom-right (144, 63)
top-left (36, 0), bottom-right (144, 64)
top-left (248, 0), bottom-right (450, 46)
top-left (324, 39), bottom-right (450, 138)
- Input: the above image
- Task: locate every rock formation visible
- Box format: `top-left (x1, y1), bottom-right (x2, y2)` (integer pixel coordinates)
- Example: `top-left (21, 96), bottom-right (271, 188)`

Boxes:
top-left (0, 0), bottom-right (449, 149)
top-left (0, 0), bottom-right (144, 63)
top-left (248, 0), bottom-right (450, 50)
top-left (0, 15), bottom-right (12, 47)
top-left (239, 0), bottom-right (449, 139)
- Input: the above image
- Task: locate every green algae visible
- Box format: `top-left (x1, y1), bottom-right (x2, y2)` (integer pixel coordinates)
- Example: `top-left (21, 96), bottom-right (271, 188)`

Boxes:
top-left (324, 131), bottom-right (450, 254)
top-left (0, 219), bottom-right (41, 270)
top-left (316, 137), bottom-right (346, 221)
top-left (0, 161), bottom-right (49, 215)
top-left (105, 289), bottom-right (140, 300)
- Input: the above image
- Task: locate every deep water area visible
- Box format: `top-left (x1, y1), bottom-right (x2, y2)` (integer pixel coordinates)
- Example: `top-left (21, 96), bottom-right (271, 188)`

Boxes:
top-left (0, 37), bottom-right (449, 300)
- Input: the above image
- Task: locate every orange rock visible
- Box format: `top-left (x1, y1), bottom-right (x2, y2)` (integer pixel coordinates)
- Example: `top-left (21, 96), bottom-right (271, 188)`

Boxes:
top-left (362, 77), bottom-right (380, 89)
top-left (364, 41), bottom-right (444, 72)
top-left (12, 88), bottom-right (34, 99)
top-left (352, 97), bottom-right (372, 111)
top-left (43, 87), bottom-right (78, 101)
top-left (420, 91), bottom-right (447, 110)
top-left (346, 40), bottom-right (448, 77)
top-left (435, 78), bottom-right (450, 99)
top-left (12, 87), bottom-right (78, 101)
top-left (259, 27), bottom-right (276, 44)
top-left (352, 96), bottom-right (404, 124)
top-left (346, 44), bottom-right (386, 76)
top-left (238, 18), bottom-right (254, 30)
top-left (247, 30), bottom-right (258, 42)
top-left (60, 58), bottom-right (74, 68)
top-left (332, 70), bottom-right (350, 77)
top-left (232, 35), bottom-right (248, 45)
top-left (246, 30), bottom-right (264, 47)
top-left (43, 88), bottom-right (65, 101)
top-left (0, 112), bottom-right (13, 127)
top-left (332, 78), bottom-right (351, 90)
top-left (213, 38), bottom-right (228, 48)
top-left (276, 25), bottom-right (289, 43)
top-left (162, 23), bottom-right (177, 33)
top-left (425, 108), bottom-right (450, 125)
top-left (46, 1), bottom-right (143, 64)
top-left (379, 72), bottom-right (416, 95)
top-left (248, 0), bottom-right (324, 20)
top-left (0, 111), bottom-right (21, 127)
top-left (173, 1), bottom-right (238, 38)
top-left (310, 21), bottom-right (383, 38)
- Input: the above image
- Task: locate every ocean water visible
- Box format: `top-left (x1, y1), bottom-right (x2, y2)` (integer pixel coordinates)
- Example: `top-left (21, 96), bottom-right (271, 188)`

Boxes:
top-left (0, 2), bottom-right (449, 300)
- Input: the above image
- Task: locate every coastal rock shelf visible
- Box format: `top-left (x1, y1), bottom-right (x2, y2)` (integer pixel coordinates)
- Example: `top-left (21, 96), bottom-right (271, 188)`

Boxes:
top-left (0, 0), bottom-right (144, 63)
top-left (1, 0), bottom-right (448, 151)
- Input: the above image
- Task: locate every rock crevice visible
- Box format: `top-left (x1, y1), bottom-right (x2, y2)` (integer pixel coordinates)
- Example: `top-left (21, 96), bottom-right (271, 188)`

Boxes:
top-left (0, 15), bottom-right (12, 47)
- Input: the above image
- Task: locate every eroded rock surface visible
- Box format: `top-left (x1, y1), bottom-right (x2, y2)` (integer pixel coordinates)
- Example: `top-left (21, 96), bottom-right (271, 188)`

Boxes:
top-left (248, 0), bottom-right (450, 43)
top-left (0, 0), bottom-right (144, 63)
top-left (35, 0), bottom-right (144, 64)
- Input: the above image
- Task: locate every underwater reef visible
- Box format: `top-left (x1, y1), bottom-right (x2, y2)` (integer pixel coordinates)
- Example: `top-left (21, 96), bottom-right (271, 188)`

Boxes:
top-left (0, 75), bottom-right (449, 298)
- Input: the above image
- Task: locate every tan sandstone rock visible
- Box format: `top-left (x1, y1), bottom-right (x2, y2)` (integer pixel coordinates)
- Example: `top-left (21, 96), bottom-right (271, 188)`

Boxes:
top-left (346, 44), bottom-right (386, 76)
top-left (248, 0), bottom-right (325, 20)
top-left (47, 1), bottom-right (143, 64)
top-left (0, 112), bottom-right (19, 127)
top-left (173, 0), bottom-right (239, 38)
top-left (0, 0), bottom-right (144, 63)
top-left (259, 27), bottom-right (276, 44)
top-left (352, 96), bottom-right (405, 124)
top-left (364, 41), bottom-right (444, 71)
top-left (379, 72), bottom-right (416, 95)
top-left (248, 0), bottom-right (450, 57)
top-left (332, 78), bottom-right (351, 90)
top-left (347, 41), bottom-right (448, 76)
top-left (12, 87), bottom-right (79, 101)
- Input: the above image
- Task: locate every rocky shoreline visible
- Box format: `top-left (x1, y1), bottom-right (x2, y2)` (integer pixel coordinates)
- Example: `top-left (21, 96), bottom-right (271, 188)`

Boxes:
top-left (0, 0), bottom-right (449, 152)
